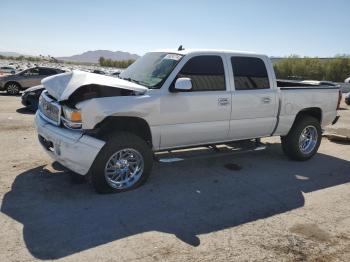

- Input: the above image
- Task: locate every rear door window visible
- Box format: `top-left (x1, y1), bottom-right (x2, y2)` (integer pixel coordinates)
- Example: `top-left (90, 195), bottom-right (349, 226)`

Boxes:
top-left (39, 68), bottom-right (58, 75)
top-left (25, 68), bottom-right (39, 76)
top-left (231, 57), bottom-right (270, 90)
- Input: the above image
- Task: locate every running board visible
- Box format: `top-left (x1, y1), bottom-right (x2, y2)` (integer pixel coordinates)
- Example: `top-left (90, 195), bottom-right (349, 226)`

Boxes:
top-left (156, 140), bottom-right (267, 163)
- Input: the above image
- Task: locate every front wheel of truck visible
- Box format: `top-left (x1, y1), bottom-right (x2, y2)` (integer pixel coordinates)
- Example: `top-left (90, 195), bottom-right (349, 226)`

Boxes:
top-left (90, 132), bottom-right (153, 194)
top-left (281, 116), bottom-right (322, 161)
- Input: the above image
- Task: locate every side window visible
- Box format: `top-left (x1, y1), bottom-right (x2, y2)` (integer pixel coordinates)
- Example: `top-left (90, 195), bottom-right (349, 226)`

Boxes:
top-left (26, 68), bottom-right (39, 76)
top-left (39, 68), bottom-right (56, 75)
top-left (177, 56), bottom-right (226, 91)
top-left (231, 57), bottom-right (270, 90)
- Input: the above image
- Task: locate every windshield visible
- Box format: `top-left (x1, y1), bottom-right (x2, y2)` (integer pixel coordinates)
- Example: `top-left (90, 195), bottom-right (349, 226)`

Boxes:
top-left (119, 52), bottom-right (183, 88)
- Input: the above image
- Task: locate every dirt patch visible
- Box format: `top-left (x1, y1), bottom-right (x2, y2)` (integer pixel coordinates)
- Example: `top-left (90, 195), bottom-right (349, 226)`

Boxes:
top-left (290, 223), bottom-right (331, 242)
top-left (0, 125), bottom-right (34, 132)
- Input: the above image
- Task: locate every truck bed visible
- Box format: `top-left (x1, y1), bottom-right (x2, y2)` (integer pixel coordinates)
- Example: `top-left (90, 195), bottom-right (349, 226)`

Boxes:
top-left (273, 81), bottom-right (339, 136)
top-left (277, 80), bottom-right (339, 89)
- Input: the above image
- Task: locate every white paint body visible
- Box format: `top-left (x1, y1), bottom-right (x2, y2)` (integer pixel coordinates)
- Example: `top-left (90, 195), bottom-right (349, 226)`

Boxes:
top-left (35, 49), bottom-right (340, 175)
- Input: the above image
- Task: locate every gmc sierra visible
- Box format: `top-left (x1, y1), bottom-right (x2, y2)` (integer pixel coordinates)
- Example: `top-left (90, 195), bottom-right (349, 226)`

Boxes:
top-left (35, 49), bottom-right (341, 193)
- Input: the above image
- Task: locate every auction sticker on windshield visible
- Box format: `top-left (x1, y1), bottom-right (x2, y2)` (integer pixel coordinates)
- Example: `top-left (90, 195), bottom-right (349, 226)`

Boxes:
top-left (163, 54), bottom-right (182, 61)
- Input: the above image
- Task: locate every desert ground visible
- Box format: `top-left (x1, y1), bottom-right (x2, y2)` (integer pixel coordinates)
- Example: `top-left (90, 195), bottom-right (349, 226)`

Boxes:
top-left (0, 94), bottom-right (349, 261)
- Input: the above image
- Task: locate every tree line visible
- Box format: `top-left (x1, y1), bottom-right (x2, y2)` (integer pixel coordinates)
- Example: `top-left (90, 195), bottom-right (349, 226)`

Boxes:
top-left (273, 55), bottom-right (350, 82)
top-left (0, 55), bottom-right (43, 62)
top-left (99, 57), bottom-right (135, 68)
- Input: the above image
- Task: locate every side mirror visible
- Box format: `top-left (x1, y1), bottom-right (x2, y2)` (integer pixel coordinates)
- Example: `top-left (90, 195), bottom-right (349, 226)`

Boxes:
top-left (173, 77), bottom-right (192, 92)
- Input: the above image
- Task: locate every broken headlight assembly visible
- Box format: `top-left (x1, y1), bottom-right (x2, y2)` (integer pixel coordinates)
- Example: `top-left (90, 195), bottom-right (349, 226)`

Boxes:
top-left (61, 105), bottom-right (82, 129)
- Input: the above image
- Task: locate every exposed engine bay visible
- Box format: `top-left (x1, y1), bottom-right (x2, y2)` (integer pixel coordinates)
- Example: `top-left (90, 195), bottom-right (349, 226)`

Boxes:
top-left (63, 84), bottom-right (136, 106)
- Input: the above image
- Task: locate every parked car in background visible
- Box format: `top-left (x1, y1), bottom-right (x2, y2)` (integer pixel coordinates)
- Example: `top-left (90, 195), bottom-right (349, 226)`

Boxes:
top-left (345, 77), bottom-right (350, 83)
top-left (21, 84), bottom-right (44, 111)
top-left (0, 66), bottom-right (16, 75)
top-left (0, 67), bottom-right (65, 95)
top-left (111, 70), bottom-right (123, 78)
top-left (345, 93), bottom-right (350, 105)
top-left (35, 49), bottom-right (341, 194)
top-left (91, 69), bottom-right (106, 75)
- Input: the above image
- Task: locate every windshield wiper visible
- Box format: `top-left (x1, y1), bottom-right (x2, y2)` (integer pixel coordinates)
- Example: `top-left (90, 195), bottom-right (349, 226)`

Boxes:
top-left (120, 77), bottom-right (148, 87)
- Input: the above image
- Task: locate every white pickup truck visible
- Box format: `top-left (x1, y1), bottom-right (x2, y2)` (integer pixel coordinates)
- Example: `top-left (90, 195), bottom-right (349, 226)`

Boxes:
top-left (35, 49), bottom-right (341, 193)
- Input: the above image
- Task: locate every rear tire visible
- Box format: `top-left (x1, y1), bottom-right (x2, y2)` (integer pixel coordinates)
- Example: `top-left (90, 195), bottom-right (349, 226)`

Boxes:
top-left (90, 132), bottom-right (153, 194)
top-left (281, 116), bottom-right (321, 161)
top-left (6, 82), bottom-right (20, 95)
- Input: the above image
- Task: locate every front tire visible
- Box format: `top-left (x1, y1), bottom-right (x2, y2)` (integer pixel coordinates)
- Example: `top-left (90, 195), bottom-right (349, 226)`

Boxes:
top-left (6, 82), bottom-right (20, 95)
top-left (281, 116), bottom-right (321, 161)
top-left (90, 132), bottom-right (153, 194)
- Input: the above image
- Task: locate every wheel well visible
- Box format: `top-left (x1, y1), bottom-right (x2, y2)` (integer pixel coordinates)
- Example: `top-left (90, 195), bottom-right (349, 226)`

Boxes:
top-left (93, 116), bottom-right (153, 147)
top-left (295, 107), bottom-right (322, 124)
top-left (5, 81), bottom-right (21, 88)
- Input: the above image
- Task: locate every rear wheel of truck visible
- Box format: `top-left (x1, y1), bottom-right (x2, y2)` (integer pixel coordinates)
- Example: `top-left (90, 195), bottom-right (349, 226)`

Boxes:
top-left (90, 132), bottom-right (153, 194)
top-left (281, 116), bottom-right (321, 161)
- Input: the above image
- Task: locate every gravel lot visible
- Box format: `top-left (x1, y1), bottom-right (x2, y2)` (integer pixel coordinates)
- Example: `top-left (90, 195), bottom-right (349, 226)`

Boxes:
top-left (0, 94), bottom-right (349, 262)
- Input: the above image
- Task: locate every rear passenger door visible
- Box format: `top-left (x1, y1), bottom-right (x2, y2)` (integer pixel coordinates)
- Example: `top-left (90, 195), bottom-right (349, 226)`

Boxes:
top-left (228, 56), bottom-right (278, 140)
top-left (159, 55), bottom-right (231, 149)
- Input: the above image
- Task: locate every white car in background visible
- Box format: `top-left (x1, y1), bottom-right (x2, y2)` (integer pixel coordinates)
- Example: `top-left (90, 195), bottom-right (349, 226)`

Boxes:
top-left (0, 66), bottom-right (16, 75)
top-left (345, 77), bottom-right (350, 83)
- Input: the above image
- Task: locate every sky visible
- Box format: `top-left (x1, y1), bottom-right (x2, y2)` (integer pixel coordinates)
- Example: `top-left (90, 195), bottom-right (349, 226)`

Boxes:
top-left (0, 0), bottom-right (349, 57)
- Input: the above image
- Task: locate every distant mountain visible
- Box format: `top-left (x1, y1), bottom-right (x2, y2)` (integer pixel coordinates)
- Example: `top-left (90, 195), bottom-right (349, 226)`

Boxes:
top-left (0, 51), bottom-right (24, 57)
top-left (58, 50), bottom-right (140, 63)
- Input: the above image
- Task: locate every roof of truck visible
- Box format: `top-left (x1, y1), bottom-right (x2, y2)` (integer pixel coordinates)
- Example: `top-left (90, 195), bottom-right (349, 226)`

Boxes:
top-left (151, 48), bottom-right (266, 57)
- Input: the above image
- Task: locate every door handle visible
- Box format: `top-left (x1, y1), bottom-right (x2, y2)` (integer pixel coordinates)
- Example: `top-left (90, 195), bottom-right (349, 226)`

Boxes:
top-left (218, 98), bottom-right (230, 106)
top-left (262, 97), bottom-right (271, 104)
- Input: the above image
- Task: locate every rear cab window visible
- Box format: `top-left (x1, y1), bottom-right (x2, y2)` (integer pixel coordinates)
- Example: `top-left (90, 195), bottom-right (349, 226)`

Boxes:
top-left (230, 56), bottom-right (270, 90)
top-left (176, 55), bottom-right (226, 91)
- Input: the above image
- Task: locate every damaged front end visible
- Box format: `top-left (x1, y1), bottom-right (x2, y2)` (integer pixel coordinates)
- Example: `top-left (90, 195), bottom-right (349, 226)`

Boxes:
top-left (39, 70), bottom-right (148, 130)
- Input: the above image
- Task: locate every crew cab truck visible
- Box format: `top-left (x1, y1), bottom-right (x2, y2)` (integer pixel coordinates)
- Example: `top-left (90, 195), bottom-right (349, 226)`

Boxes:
top-left (35, 49), bottom-right (341, 193)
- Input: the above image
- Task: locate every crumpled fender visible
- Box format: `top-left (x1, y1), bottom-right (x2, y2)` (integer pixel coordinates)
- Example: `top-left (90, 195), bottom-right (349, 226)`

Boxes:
top-left (41, 70), bottom-right (148, 101)
top-left (76, 94), bottom-right (158, 130)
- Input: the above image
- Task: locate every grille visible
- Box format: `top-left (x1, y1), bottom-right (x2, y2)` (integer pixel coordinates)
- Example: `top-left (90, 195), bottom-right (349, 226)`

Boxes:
top-left (38, 91), bottom-right (61, 125)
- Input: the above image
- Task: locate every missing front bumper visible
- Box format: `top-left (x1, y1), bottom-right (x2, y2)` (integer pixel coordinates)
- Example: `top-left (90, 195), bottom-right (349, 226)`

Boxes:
top-left (35, 112), bottom-right (105, 175)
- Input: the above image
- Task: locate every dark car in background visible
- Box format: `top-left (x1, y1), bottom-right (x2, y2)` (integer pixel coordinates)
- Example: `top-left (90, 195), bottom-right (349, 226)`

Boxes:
top-left (91, 69), bottom-right (106, 75)
top-left (21, 84), bottom-right (45, 111)
top-left (0, 67), bottom-right (65, 95)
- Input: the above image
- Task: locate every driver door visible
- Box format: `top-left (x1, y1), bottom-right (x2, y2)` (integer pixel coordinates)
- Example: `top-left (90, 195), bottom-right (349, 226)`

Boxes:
top-left (159, 55), bottom-right (231, 149)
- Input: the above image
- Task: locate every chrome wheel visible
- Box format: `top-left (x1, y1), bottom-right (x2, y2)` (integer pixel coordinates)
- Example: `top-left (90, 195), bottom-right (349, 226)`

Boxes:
top-left (7, 83), bottom-right (19, 95)
top-left (104, 148), bottom-right (144, 189)
top-left (299, 125), bottom-right (318, 154)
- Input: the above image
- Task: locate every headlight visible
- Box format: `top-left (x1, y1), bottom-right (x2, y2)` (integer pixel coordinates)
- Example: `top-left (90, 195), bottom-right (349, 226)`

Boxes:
top-left (62, 106), bottom-right (82, 129)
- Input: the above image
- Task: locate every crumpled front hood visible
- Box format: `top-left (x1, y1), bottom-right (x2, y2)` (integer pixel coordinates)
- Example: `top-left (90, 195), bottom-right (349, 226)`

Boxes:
top-left (41, 70), bottom-right (148, 101)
